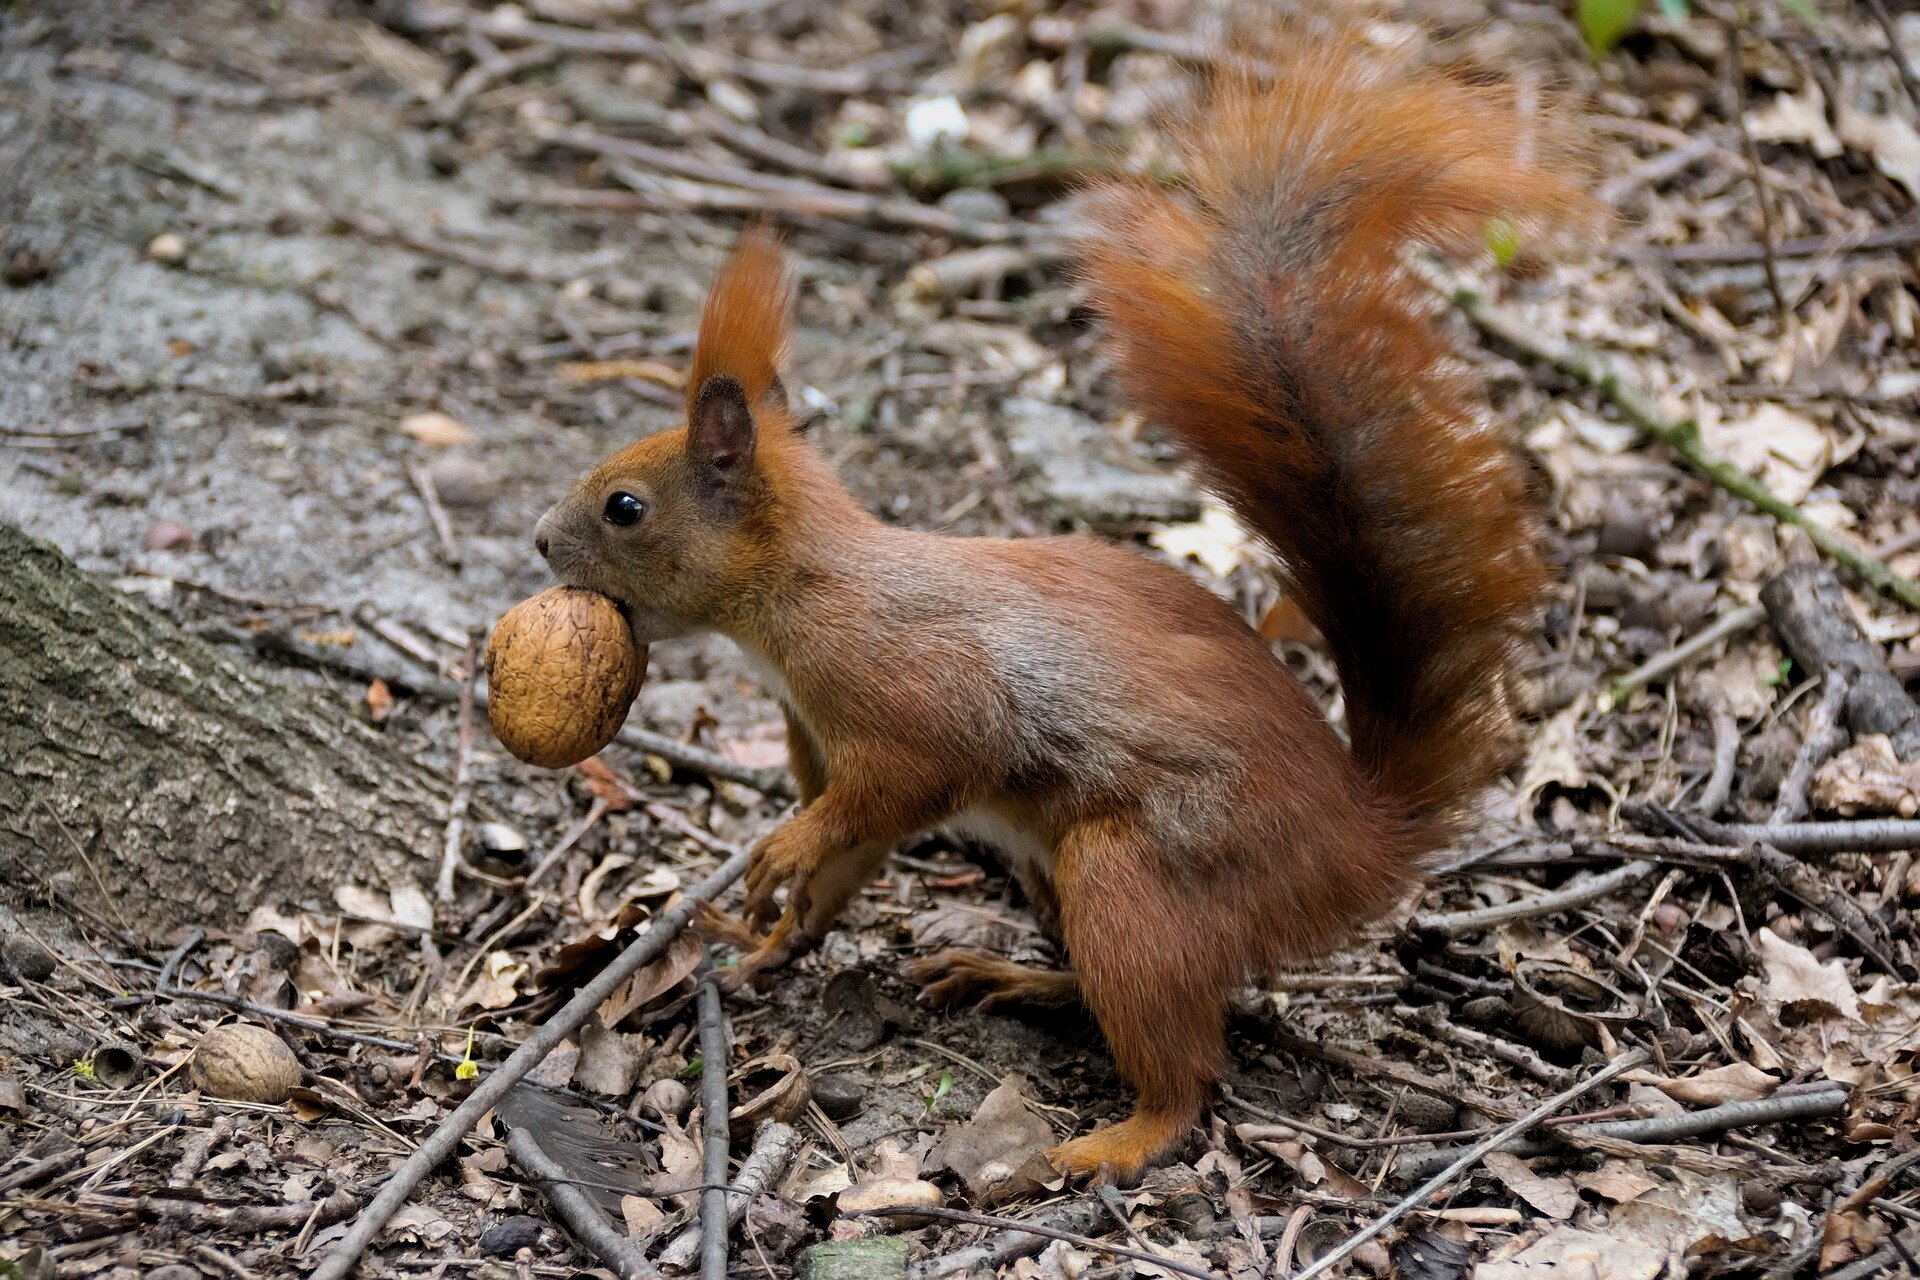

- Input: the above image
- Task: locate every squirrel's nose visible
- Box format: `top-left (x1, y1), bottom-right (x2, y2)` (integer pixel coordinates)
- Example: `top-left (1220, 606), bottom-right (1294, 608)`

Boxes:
top-left (535, 532), bottom-right (551, 559)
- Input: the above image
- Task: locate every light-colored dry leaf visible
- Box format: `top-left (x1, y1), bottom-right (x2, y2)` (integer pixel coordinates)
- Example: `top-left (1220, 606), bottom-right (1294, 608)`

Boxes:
top-left (1745, 83), bottom-right (1842, 157)
top-left (1485, 1151), bottom-right (1579, 1220)
top-left (1476, 1226), bottom-right (1664, 1280)
top-left (1755, 927), bottom-right (1862, 1022)
top-left (399, 411), bottom-right (475, 448)
top-left (1810, 734), bottom-right (1920, 818)
top-left (1839, 101), bottom-right (1920, 200)
top-left (622, 1193), bottom-right (666, 1242)
top-left (1149, 503), bottom-right (1253, 579)
top-left (1698, 403), bottom-right (1843, 504)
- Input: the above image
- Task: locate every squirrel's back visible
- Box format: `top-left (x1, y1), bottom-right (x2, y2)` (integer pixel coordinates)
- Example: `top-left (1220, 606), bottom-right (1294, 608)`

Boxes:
top-left (1077, 40), bottom-right (1595, 818)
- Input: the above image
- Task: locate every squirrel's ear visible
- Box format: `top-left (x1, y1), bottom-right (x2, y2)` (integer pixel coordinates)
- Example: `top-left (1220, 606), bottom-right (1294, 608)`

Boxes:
top-left (688, 373), bottom-right (756, 484)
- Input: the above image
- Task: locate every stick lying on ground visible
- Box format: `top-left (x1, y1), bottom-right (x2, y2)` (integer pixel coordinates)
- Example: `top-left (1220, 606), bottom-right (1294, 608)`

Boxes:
top-left (658, 1122), bottom-right (797, 1272)
top-left (696, 969), bottom-right (731, 1280)
top-left (506, 1127), bottom-right (658, 1280)
top-left (1294, 1051), bottom-right (1649, 1280)
top-left (308, 848), bottom-right (751, 1280)
top-left (1394, 1082), bottom-right (1850, 1180)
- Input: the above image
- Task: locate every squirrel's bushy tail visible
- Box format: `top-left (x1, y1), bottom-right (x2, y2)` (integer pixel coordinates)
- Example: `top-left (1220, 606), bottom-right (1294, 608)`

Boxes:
top-left (1078, 41), bottom-right (1594, 816)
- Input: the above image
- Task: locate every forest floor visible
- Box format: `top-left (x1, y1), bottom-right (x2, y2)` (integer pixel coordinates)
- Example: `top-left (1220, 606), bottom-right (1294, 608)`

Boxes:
top-left (3, 0), bottom-right (1920, 1277)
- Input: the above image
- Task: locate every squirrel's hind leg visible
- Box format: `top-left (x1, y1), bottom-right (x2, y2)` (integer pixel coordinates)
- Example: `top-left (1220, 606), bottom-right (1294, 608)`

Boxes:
top-left (906, 950), bottom-right (1080, 1011)
top-left (1046, 817), bottom-right (1226, 1183)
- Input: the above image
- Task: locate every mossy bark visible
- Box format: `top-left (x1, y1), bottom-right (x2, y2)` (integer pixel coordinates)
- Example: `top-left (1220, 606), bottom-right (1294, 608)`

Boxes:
top-left (0, 523), bottom-right (445, 936)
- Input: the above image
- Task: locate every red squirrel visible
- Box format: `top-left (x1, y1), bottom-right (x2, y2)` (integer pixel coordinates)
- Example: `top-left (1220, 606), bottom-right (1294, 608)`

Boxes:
top-left (534, 40), bottom-right (1593, 1181)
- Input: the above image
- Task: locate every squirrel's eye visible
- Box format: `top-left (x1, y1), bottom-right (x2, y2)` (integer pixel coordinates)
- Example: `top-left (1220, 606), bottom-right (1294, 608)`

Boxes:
top-left (603, 491), bottom-right (645, 527)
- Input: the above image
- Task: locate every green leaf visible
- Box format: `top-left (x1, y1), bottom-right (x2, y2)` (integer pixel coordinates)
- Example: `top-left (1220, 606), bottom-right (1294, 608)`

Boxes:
top-left (1656, 0), bottom-right (1688, 18)
top-left (1778, 0), bottom-right (1819, 20)
top-left (924, 1069), bottom-right (952, 1114)
top-left (72, 1057), bottom-right (95, 1079)
top-left (1577, 0), bottom-right (1645, 57)
top-left (1485, 217), bottom-right (1523, 269)
top-left (1764, 657), bottom-right (1792, 688)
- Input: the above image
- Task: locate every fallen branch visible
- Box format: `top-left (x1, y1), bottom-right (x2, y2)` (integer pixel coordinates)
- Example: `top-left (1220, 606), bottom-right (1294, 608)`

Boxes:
top-left (862, 1205), bottom-right (1217, 1280)
top-left (1294, 1051), bottom-right (1649, 1280)
top-left (1410, 860), bottom-right (1656, 937)
top-left (74, 1189), bottom-right (360, 1237)
top-left (506, 1127), bottom-right (658, 1280)
top-left (911, 1199), bottom-right (1112, 1279)
top-left (697, 969), bottom-right (731, 1280)
top-left (1262, 1035), bottom-right (1524, 1122)
top-left (308, 847), bottom-right (751, 1280)
top-left (1707, 818), bottom-right (1920, 854)
top-left (658, 1122), bottom-right (798, 1271)
top-left (1393, 1083), bottom-right (1849, 1181)
top-left (1762, 565), bottom-right (1920, 755)
top-left (1442, 272), bottom-right (1920, 612)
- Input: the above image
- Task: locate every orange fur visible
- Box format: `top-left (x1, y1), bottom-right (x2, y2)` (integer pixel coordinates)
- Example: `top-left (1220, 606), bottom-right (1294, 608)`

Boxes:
top-left (534, 41), bottom-right (1593, 1185)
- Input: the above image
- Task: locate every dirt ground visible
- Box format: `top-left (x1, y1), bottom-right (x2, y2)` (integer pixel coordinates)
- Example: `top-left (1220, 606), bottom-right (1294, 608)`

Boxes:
top-left (3, 0), bottom-right (1920, 1277)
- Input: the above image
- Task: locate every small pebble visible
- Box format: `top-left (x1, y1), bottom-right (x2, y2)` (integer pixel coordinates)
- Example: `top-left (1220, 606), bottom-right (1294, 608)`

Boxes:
top-left (147, 232), bottom-right (187, 264)
top-left (1, 934), bottom-right (56, 982)
top-left (809, 1074), bottom-right (864, 1121)
top-left (640, 1077), bottom-right (690, 1119)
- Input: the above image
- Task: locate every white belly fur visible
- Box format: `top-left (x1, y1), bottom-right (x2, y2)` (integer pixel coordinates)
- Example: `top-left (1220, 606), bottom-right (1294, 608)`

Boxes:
top-left (946, 802), bottom-right (1056, 889)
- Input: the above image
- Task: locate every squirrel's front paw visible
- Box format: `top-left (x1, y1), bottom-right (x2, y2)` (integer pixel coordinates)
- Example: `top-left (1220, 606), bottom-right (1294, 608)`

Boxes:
top-left (740, 825), bottom-right (820, 928)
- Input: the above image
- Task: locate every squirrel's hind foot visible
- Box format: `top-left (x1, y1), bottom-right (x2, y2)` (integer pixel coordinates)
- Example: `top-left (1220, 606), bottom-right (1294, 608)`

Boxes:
top-left (906, 949), bottom-right (1080, 1012)
top-left (1047, 1110), bottom-right (1193, 1185)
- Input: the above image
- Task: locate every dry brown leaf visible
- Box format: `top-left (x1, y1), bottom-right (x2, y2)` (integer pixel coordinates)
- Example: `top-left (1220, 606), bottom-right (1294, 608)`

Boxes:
top-left (1484, 1151), bottom-right (1579, 1220)
top-left (1574, 1159), bottom-right (1661, 1205)
top-left (1809, 734), bottom-right (1920, 818)
top-left (622, 1193), bottom-right (666, 1242)
top-left (1628, 1062), bottom-right (1777, 1106)
top-left (399, 411), bottom-right (475, 448)
top-left (1755, 927), bottom-right (1862, 1022)
top-left (366, 678), bottom-right (394, 724)
top-left (597, 927), bottom-right (701, 1028)
top-left (1697, 403), bottom-right (1844, 504)
top-left (1745, 83), bottom-right (1842, 157)
top-left (930, 1080), bottom-right (1058, 1206)
top-left (558, 359), bottom-right (686, 387)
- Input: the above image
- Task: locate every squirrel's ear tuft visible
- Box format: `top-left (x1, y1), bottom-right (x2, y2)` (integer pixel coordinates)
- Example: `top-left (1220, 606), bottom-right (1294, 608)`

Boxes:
top-left (688, 373), bottom-right (756, 484)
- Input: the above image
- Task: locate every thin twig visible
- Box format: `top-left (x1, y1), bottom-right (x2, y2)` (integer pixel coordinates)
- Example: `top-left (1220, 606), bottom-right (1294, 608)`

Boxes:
top-left (1770, 669), bottom-right (1853, 823)
top-left (1723, 21), bottom-right (1789, 327)
top-left (309, 848), bottom-right (750, 1280)
top-left (658, 1122), bottom-right (798, 1271)
top-left (437, 632), bottom-right (481, 902)
top-left (1393, 1083), bottom-right (1849, 1181)
top-left (1865, 0), bottom-right (1920, 121)
top-left (698, 967), bottom-right (732, 1280)
top-left (407, 461), bottom-right (460, 568)
top-left (861, 1206), bottom-right (1218, 1280)
top-left (1440, 271), bottom-right (1920, 611)
top-left (1698, 702), bottom-right (1742, 816)
top-left (1411, 860), bottom-right (1656, 937)
top-left (506, 1127), bottom-right (658, 1279)
top-left (1709, 817), bottom-right (1920, 855)
top-left (1601, 605), bottom-right (1767, 710)
top-left (1294, 1051), bottom-right (1648, 1280)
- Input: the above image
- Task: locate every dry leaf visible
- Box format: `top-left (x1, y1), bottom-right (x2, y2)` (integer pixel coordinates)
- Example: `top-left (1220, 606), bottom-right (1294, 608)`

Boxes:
top-left (1574, 1159), bottom-right (1661, 1205)
top-left (573, 1022), bottom-right (647, 1096)
top-left (622, 1193), bottom-right (666, 1242)
top-left (1630, 1062), bottom-right (1777, 1106)
top-left (558, 359), bottom-right (686, 387)
top-left (366, 678), bottom-right (394, 724)
top-left (1149, 503), bottom-right (1252, 579)
top-left (399, 411), bottom-right (475, 448)
top-left (597, 927), bottom-right (702, 1028)
top-left (458, 951), bottom-right (527, 1012)
top-left (1839, 100), bottom-right (1920, 201)
top-left (1755, 927), bottom-right (1862, 1022)
top-left (389, 883), bottom-right (434, 933)
top-left (657, 1111), bottom-right (703, 1209)
top-left (1698, 403), bottom-right (1844, 504)
top-left (1476, 1226), bottom-right (1665, 1280)
top-left (1745, 82), bottom-right (1842, 157)
top-left (576, 756), bottom-right (635, 812)
top-left (1809, 734), bottom-right (1920, 818)
top-left (1484, 1151), bottom-right (1579, 1220)
top-left (929, 1083), bottom-right (1058, 1206)
top-left (838, 1138), bottom-right (942, 1219)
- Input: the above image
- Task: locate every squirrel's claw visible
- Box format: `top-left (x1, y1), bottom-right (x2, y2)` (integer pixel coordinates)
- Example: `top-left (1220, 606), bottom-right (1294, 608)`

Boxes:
top-left (740, 826), bottom-right (818, 929)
